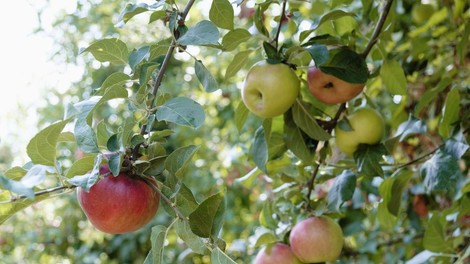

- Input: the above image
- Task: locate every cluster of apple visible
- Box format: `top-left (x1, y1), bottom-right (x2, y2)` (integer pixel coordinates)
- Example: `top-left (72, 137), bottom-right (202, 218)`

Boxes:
top-left (241, 60), bottom-right (385, 156)
top-left (254, 215), bottom-right (343, 263)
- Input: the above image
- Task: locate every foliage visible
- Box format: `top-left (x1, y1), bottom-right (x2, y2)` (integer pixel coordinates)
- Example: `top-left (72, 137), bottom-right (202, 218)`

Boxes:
top-left (1, 0), bottom-right (469, 263)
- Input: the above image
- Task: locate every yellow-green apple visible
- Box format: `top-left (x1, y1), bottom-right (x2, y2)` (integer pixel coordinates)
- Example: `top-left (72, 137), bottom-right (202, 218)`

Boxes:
top-left (254, 243), bottom-right (302, 264)
top-left (289, 216), bottom-right (343, 263)
top-left (334, 107), bottom-right (385, 155)
top-left (307, 67), bottom-right (364, 104)
top-left (77, 165), bottom-right (160, 234)
top-left (241, 61), bottom-right (300, 118)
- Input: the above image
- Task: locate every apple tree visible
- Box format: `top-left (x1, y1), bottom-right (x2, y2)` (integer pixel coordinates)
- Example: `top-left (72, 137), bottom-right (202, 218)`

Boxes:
top-left (0, 0), bottom-right (469, 263)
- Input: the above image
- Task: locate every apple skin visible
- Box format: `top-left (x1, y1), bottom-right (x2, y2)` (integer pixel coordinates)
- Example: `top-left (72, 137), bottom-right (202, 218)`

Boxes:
top-left (77, 165), bottom-right (160, 234)
top-left (307, 68), bottom-right (364, 105)
top-left (242, 61), bottom-right (300, 118)
top-left (254, 243), bottom-right (303, 264)
top-left (289, 216), bottom-right (343, 263)
top-left (334, 107), bottom-right (385, 155)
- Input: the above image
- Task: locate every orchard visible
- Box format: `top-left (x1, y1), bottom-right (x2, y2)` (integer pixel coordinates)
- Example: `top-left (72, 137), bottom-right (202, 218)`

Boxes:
top-left (0, 0), bottom-right (469, 263)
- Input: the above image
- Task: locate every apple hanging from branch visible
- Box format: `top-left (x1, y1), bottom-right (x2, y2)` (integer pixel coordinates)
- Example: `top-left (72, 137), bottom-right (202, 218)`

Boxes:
top-left (289, 216), bottom-right (344, 263)
top-left (241, 61), bottom-right (300, 118)
top-left (334, 107), bottom-right (385, 155)
top-left (254, 243), bottom-right (303, 264)
top-left (307, 67), bottom-right (365, 104)
top-left (77, 164), bottom-right (160, 234)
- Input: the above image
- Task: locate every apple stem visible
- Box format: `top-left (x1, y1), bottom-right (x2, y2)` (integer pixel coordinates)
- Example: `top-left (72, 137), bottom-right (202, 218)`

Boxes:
top-left (362, 0), bottom-right (395, 58)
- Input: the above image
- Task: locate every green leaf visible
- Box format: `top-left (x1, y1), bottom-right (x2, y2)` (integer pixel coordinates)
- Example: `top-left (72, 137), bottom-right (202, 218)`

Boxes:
top-left (259, 202), bottom-right (277, 229)
top-left (26, 119), bottom-right (70, 166)
top-left (86, 86), bottom-right (129, 125)
top-left (65, 154), bottom-right (97, 178)
top-left (175, 220), bottom-right (206, 255)
top-left (96, 72), bottom-right (130, 95)
top-left (211, 247), bottom-right (237, 264)
top-left (0, 189), bottom-right (58, 225)
top-left (189, 192), bottom-right (226, 238)
top-left (263, 41), bottom-right (282, 63)
top-left (0, 175), bottom-right (34, 199)
top-left (380, 59), bottom-right (407, 95)
top-left (312, 10), bottom-right (356, 32)
top-left (292, 100), bottom-right (331, 141)
top-left (129, 46), bottom-right (150, 71)
top-left (148, 225), bottom-right (168, 264)
top-left (106, 134), bottom-right (121, 152)
top-left (175, 183), bottom-right (199, 216)
top-left (423, 213), bottom-right (453, 253)
top-left (443, 129), bottom-right (469, 159)
top-left (81, 38), bottom-right (129, 65)
top-left (420, 149), bottom-right (463, 193)
top-left (67, 154), bottom-right (103, 191)
top-left (178, 20), bottom-right (219, 46)
top-left (195, 60), bottom-right (219, 93)
top-left (165, 145), bottom-right (200, 179)
top-left (305, 44), bottom-right (329, 66)
top-left (222, 29), bottom-right (251, 51)
top-left (225, 50), bottom-right (253, 80)
top-left (319, 48), bottom-right (369, 84)
top-left (209, 0), bottom-right (234, 30)
top-left (116, 2), bottom-right (165, 25)
top-left (234, 101), bottom-right (249, 132)
top-left (395, 115), bottom-right (427, 142)
top-left (254, 4), bottom-right (269, 38)
top-left (57, 132), bottom-right (75, 142)
top-left (284, 115), bottom-right (314, 164)
top-left (156, 97), bottom-right (205, 129)
top-left (108, 152), bottom-right (122, 176)
top-left (252, 126), bottom-right (268, 173)
top-left (4, 167), bottom-right (27, 180)
top-left (327, 170), bottom-right (357, 212)
top-left (74, 116), bottom-right (99, 153)
top-left (439, 88), bottom-right (460, 138)
top-left (414, 77), bottom-right (452, 115)
top-left (379, 169), bottom-right (413, 217)
top-left (354, 144), bottom-right (387, 176)
top-left (377, 199), bottom-right (397, 231)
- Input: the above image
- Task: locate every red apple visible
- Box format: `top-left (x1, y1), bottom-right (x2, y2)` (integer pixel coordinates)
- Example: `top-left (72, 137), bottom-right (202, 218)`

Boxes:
top-left (289, 216), bottom-right (343, 263)
top-left (307, 67), bottom-right (364, 105)
top-left (254, 243), bottom-right (302, 264)
top-left (77, 165), bottom-right (160, 234)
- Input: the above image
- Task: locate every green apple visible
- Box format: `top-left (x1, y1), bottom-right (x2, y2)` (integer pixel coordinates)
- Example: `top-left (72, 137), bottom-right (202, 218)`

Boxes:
top-left (241, 61), bottom-right (300, 118)
top-left (307, 67), bottom-right (364, 105)
top-left (254, 243), bottom-right (302, 264)
top-left (334, 107), bottom-right (385, 155)
top-left (289, 216), bottom-right (344, 263)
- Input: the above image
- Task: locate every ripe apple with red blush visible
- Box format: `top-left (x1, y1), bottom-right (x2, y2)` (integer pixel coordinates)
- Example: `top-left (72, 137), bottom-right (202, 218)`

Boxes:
top-left (289, 216), bottom-right (344, 263)
top-left (307, 67), bottom-right (365, 105)
top-left (254, 243), bottom-right (302, 264)
top-left (77, 164), bottom-right (160, 234)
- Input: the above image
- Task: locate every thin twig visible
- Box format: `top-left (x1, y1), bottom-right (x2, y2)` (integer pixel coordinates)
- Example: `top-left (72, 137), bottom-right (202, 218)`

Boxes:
top-left (132, 0), bottom-right (196, 160)
top-left (273, 0), bottom-right (288, 49)
top-left (142, 176), bottom-right (187, 220)
top-left (0, 185), bottom-right (74, 204)
top-left (362, 0), bottom-right (395, 58)
top-left (395, 145), bottom-right (440, 169)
